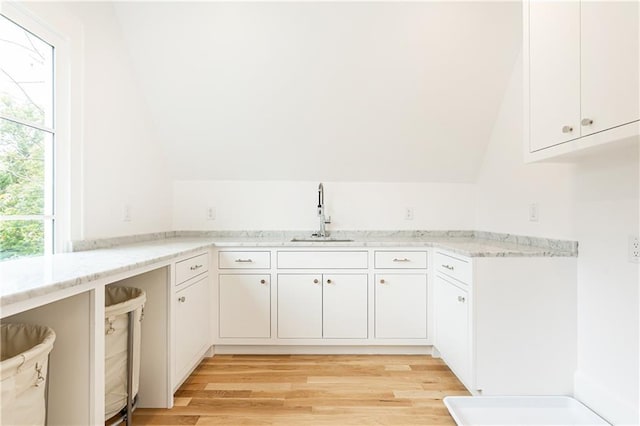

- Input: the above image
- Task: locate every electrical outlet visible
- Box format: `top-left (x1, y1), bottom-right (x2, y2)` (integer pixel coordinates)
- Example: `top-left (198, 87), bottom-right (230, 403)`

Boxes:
top-left (123, 204), bottom-right (132, 222)
top-left (529, 203), bottom-right (539, 222)
top-left (206, 207), bottom-right (216, 221)
top-left (404, 208), bottom-right (414, 220)
top-left (629, 236), bottom-right (640, 263)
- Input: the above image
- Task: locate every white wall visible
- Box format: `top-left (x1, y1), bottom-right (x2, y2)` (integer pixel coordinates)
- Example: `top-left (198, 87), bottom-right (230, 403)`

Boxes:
top-left (173, 180), bottom-right (476, 231)
top-left (572, 144), bottom-right (639, 425)
top-left (477, 50), bottom-right (639, 424)
top-left (22, 2), bottom-right (172, 240)
top-left (475, 53), bottom-right (577, 240)
top-left (115, 1), bottom-right (521, 183)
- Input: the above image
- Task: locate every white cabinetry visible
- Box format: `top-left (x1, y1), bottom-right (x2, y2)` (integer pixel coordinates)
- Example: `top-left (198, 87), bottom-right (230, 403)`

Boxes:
top-left (217, 251), bottom-right (272, 340)
top-left (219, 274), bottom-right (270, 338)
top-left (525, 0), bottom-right (639, 159)
top-left (277, 274), bottom-right (322, 338)
top-left (373, 250), bottom-right (428, 340)
top-left (174, 274), bottom-right (210, 387)
top-left (433, 249), bottom-right (577, 396)
top-left (434, 274), bottom-right (470, 388)
top-left (323, 274), bottom-right (368, 338)
top-left (374, 274), bottom-right (427, 339)
top-left (277, 273), bottom-right (367, 339)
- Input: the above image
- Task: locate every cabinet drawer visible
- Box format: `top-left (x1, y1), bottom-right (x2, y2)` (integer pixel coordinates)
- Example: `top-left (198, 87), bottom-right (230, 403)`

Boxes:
top-left (434, 251), bottom-right (472, 285)
top-left (219, 251), bottom-right (271, 269)
top-left (277, 251), bottom-right (368, 269)
top-left (375, 251), bottom-right (427, 269)
top-left (175, 253), bottom-right (209, 285)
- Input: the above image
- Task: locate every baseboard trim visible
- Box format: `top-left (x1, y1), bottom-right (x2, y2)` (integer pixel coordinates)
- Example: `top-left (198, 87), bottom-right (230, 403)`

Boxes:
top-left (212, 345), bottom-right (434, 355)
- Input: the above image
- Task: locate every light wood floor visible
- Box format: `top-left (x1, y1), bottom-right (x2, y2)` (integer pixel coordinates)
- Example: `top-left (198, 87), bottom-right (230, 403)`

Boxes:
top-left (133, 355), bottom-right (468, 425)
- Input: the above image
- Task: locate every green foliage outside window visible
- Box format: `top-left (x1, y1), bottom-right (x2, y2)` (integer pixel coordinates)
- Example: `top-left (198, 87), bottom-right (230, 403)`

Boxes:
top-left (0, 94), bottom-right (46, 260)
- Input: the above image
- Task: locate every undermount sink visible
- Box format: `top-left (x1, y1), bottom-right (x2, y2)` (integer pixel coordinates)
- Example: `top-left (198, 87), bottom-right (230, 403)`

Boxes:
top-left (290, 237), bottom-right (354, 243)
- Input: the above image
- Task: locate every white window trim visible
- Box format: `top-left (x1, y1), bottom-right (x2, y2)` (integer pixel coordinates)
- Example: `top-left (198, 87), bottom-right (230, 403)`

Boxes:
top-left (1, 1), bottom-right (83, 253)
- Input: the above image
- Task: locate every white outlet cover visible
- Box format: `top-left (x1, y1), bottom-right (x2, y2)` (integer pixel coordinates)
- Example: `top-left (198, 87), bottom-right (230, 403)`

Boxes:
top-left (528, 203), bottom-right (539, 222)
top-left (629, 236), bottom-right (640, 263)
top-left (206, 207), bottom-right (216, 221)
top-left (123, 204), bottom-right (132, 222)
top-left (405, 208), bottom-right (414, 220)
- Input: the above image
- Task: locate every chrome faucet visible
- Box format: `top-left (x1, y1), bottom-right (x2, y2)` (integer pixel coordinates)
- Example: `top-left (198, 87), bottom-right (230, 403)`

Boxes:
top-left (314, 183), bottom-right (331, 238)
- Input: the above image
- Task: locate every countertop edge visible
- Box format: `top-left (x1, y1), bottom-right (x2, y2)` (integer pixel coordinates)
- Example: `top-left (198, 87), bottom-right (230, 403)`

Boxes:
top-left (2, 235), bottom-right (577, 312)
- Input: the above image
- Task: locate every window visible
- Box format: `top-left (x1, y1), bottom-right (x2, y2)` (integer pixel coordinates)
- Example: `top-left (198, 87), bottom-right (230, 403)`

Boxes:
top-left (0, 14), bottom-right (55, 261)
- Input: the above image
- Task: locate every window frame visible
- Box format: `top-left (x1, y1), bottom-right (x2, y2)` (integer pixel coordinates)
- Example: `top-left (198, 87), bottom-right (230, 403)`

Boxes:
top-left (1, 2), bottom-right (73, 257)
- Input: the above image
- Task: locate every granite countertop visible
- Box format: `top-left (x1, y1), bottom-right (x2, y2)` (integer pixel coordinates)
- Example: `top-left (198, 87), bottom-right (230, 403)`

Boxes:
top-left (0, 230), bottom-right (578, 313)
top-left (0, 238), bottom-right (213, 310)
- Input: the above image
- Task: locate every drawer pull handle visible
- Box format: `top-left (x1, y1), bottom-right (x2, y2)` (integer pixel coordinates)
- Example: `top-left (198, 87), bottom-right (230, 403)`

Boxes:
top-left (190, 264), bottom-right (203, 271)
top-left (392, 258), bottom-right (410, 262)
top-left (178, 296), bottom-right (186, 303)
top-left (457, 296), bottom-right (466, 303)
top-left (379, 279), bottom-right (386, 284)
top-left (313, 279), bottom-right (319, 284)
top-left (260, 279), bottom-right (267, 284)
top-left (442, 264), bottom-right (454, 271)
top-left (235, 259), bottom-right (253, 263)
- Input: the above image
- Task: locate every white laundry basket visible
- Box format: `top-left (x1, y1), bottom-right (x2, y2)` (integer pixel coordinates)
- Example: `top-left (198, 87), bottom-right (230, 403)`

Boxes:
top-left (105, 286), bottom-right (146, 422)
top-left (1, 323), bottom-right (56, 426)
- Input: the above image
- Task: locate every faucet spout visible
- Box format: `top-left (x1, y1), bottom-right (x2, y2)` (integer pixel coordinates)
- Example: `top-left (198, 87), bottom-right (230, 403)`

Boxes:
top-left (317, 183), bottom-right (324, 216)
top-left (316, 183), bottom-right (330, 238)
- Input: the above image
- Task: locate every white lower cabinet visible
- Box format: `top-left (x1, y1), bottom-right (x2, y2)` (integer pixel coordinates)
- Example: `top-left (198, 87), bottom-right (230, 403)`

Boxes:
top-left (219, 274), bottom-right (271, 338)
top-left (433, 249), bottom-right (577, 396)
top-left (277, 274), bottom-right (323, 338)
top-left (434, 274), bottom-right (470, 387)
top-left (374, 274), bottom-right (427, 339)
top-left (323, 274), bottom-right (368, 339)
top-left (174, 275), bottom-right (210, 384)
top-left (277, 274), bottom-right (368, 339)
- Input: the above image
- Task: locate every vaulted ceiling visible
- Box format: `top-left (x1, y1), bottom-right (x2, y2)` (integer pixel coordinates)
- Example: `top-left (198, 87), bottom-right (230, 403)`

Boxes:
top-left (114, 2), bottom-right (521, 182)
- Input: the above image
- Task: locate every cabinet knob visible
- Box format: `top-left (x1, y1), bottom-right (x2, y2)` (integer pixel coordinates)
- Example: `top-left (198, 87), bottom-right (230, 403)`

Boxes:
top-left (562, 125), bottom-right (573, 134)
top-left (326, 279), bottom-right (332, 284)
top-left (379, 279), bottom-right (385, 284)
top-left (457, 296), bottom-right (466, 303)
top-left (581, 118), bottom-right (593, 126)
top-left (260, 279), bottom-right (266, 284)
top-left (313, 279), bottom-right (319, 284)
top-left (178, 296), bottom-right (186, 303)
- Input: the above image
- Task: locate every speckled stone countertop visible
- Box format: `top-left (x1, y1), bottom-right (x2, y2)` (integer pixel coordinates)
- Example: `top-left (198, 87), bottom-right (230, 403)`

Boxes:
top-left (1, 230), bottom-right (577, 313)
top-left (0, 238), bottom-right (213, 311)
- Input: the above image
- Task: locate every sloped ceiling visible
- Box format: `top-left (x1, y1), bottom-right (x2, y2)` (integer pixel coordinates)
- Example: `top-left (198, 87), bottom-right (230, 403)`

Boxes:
top-left (114, 1), bottom-right (521, 183)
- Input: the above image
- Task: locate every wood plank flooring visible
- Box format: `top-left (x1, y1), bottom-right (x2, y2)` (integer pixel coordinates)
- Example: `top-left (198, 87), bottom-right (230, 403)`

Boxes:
top-left (133, 355), bottom-right (468, 425)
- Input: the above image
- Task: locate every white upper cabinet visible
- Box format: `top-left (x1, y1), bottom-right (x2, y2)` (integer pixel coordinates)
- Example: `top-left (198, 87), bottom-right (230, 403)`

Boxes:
top-left (525, 0), bottom-right (639, 159)
top-left (580, 2), bottom-right (639, 137)
top-left (528, 1), bottom-right (581, 151)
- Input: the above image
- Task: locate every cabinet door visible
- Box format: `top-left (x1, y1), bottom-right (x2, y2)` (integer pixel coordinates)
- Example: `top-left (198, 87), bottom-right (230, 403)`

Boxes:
top-left (277, 274), bottom-right (322, 338)
top-left (581, 1), bottom-right (639, 136)
top-left (219, 274), bottom-right (270, 338)
top-left (435, 275), bottom-right (470, 387)
top-left (323, 274), bottom-right (368, 339)
top-left (374, 274), bottom-right (427, 339)
top-left (529, 1), bottom-right (581, 151)
top-left (175, 276), bottom-right (210, 381)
